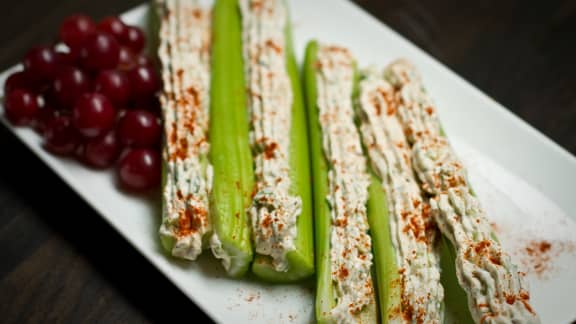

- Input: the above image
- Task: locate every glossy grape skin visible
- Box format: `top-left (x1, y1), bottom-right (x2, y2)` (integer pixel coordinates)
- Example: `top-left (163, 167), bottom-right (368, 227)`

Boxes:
top-left (80, 32), bottom-right (120, 71)
top-left (127, 65), bottom-right (160, 100)
top-left (51, 67), bottom-right (92, 109)
top-left (122, 26), bottom-right (146, 54)
top-left (116, 148), bottom-right (161, 191)
top-left (43, 114), bottom-right (81, 155)
top-left (98, 16), bottom-right (127, 41)
top-left (94, 70), bottom-right (130, 107)
top-left (117, 46), bottom-right (137, 71)
top-left (59, 14), bottom-right (97, 49)
top-left (33, 102), bottom-right (59, 135)
top-left (117, 109), bottom-right (161, 147)
top-left (4, 89), bottom-right (39, 126)
top-left (83, 130), bottom-right (122, 168)
top-left (5, 71), bottom-right (28, 94)
top-left (23, 46), bottom-right (60, 82)
top-left (72, 93), bottom-right (116, 138)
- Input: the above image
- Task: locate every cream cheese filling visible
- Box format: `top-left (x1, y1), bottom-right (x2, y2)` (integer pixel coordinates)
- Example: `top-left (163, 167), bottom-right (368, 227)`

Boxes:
top-left (239, 0), bottom-right (301, 272)
top-left (386, 59), bottom-right (539, 324)
top-left (357, 69), bottom-right (444, 323)
top-left (157, 0), bottom-right (212, 261)
top-left (315, 45), bottom-right (374, 323)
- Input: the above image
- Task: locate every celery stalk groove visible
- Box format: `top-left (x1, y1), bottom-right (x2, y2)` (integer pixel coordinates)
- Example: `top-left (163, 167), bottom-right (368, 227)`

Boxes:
top-left (209, 0), bottom-right (254, 277)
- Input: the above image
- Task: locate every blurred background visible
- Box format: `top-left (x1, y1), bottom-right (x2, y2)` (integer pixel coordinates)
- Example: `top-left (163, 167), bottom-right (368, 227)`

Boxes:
top-left (0, 0), bottom-right (574, 323)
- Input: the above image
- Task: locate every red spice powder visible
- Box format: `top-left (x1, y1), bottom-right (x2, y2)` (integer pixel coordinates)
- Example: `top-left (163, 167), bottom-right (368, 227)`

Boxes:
top-left (337, 265), bottom-right (349, 280)
top-left (191, 8), bottom-right (202, 19)
top-left (334, 218), bottom-right (348, 227)
top-left (474, 240), bottom-right (491, 255)
top-left (372, 96), bottom-right (382, 116)
top-left (265, 39), bottom-right (282, 54)
top-left (386, 102), bottom-right (396, 116)
top-left (177, 205), bottom-right (206, 237)
top-left (170, 122), bottom-right (178, 145)
top-left (263, 142), bottom-right (278, 160)
top-left (262, 216), bottom-right (272, 228)
top-left (504, 293), bottom-right (516, 305)
top-left (187, 86), bottom-right (200, 107)
top-left (521, 240), bottom-right (554, 277)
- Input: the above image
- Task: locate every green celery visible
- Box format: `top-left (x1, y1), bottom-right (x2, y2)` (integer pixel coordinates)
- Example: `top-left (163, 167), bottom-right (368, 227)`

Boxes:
top-left (366, 174), bottom-right (402, 323)
top-left (304, 40), bottom-right (332, 322)
top-left (440, 237), bottom-right (475, 323)
top-left (251, 2), bottom-right (314, 282)
top-left (209, 0), bottom-right (254, 277)
top-left (304, 40), bottom-right (376, 324)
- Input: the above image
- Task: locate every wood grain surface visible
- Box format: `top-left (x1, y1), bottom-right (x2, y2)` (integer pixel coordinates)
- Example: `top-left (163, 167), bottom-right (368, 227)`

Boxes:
top-left (1, 0), bottom-right (575, 323)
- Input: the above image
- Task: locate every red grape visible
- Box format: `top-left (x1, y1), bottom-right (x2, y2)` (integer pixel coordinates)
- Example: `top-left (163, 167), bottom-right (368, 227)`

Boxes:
top-left (23, 46), bottom-right (60, 81)
top-left (34, 104), bottom-right (58, 135)
top-left (80, 32), bottom-right (120, 71)
top-left (74, 143), bottom-right (87, 163)
top-left (98, 16), bottom-right (127, 41)
top-left (128, 65), bottom-right (160, 99)
top-left (94, 70), bottom-right (130, 106)
top-left (72, 93), bottom-right (116, 138)
top-left (4, 71), bottom-right (31, 93)
top-left (84, 130), bottom-right (121, 168)
top-left (117, 109), bottom-right (161, 147)
top-left (122, 26), bottom-right (145, 54)
top-left (132, 96), bottom-right (161, 115)
top-left (116, 108), bottom-right (127, 121)
top-left (4, 89), bottom-right (39, 126)
top-left (59, 14), bottom-right (97, 49)
top-left (136, 55), bottom-right (153, 68)
top-left (118, 46), bottom-right (137, 70)
top-left (52, 67), bottom-right (92, 108)
top-left (117, 148), bottom-right (161, 191)
top-left (43, 114), bottom-right (81, 155)
top-left (55, 50), bottom-right (79, 67)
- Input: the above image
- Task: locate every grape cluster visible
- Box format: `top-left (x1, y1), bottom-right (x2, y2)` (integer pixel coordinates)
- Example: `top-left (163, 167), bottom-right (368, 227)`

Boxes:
top-left (3, 14), bottom-right (162, 192)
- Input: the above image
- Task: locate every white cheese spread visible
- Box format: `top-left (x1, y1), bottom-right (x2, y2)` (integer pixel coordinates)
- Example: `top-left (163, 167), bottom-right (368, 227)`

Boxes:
top-left (315, 45), bottom-right (374, 323)
top-left (357, 69), bottom-right (444, 323)
top-left (385, 59), bottom-right (540, 324)
top-left (239, 0), bottom-right (301, 272)
top-left (157, 0), bottom-right (212, 260)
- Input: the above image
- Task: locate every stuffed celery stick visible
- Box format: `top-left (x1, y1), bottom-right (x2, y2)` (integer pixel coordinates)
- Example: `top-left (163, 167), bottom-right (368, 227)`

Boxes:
top-left (208, 0), bottom-right (255, 277)
top-left (304, 41), bottom-right (376, 323)
top-left (356, 69), bottom-right (445, 322)
top-left (156, 0), bottom-right (212, 260)
top-left (384, 60), bottom-right (540, 324)
top-left (237, 0), bottom-right (314, 282)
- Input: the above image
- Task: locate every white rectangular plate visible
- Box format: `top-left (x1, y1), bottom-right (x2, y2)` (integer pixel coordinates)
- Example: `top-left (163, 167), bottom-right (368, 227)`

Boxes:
top-left (2, 1), bottom-right (576, 323)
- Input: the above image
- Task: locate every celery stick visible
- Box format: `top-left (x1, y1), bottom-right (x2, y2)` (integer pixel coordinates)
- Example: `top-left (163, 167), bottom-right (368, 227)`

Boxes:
top-left (366, 174), bottom-right (402, 323)
top-left (304, 40), bottom-right (376, 324)
top-left (251, 1), bottom-right (314, 282)
top-left (209, 0), bottom-right (253, 277)
top-left (155, 0), bottom-right (213, 260)
top-left (304, 41), bottom-right (333, 322)
top-left (440, 237), bottom-right (475, 324)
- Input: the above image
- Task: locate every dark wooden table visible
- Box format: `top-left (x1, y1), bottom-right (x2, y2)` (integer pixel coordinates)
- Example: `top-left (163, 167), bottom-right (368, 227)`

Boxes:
top-left (1, 0), bottom-right (575, 323)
